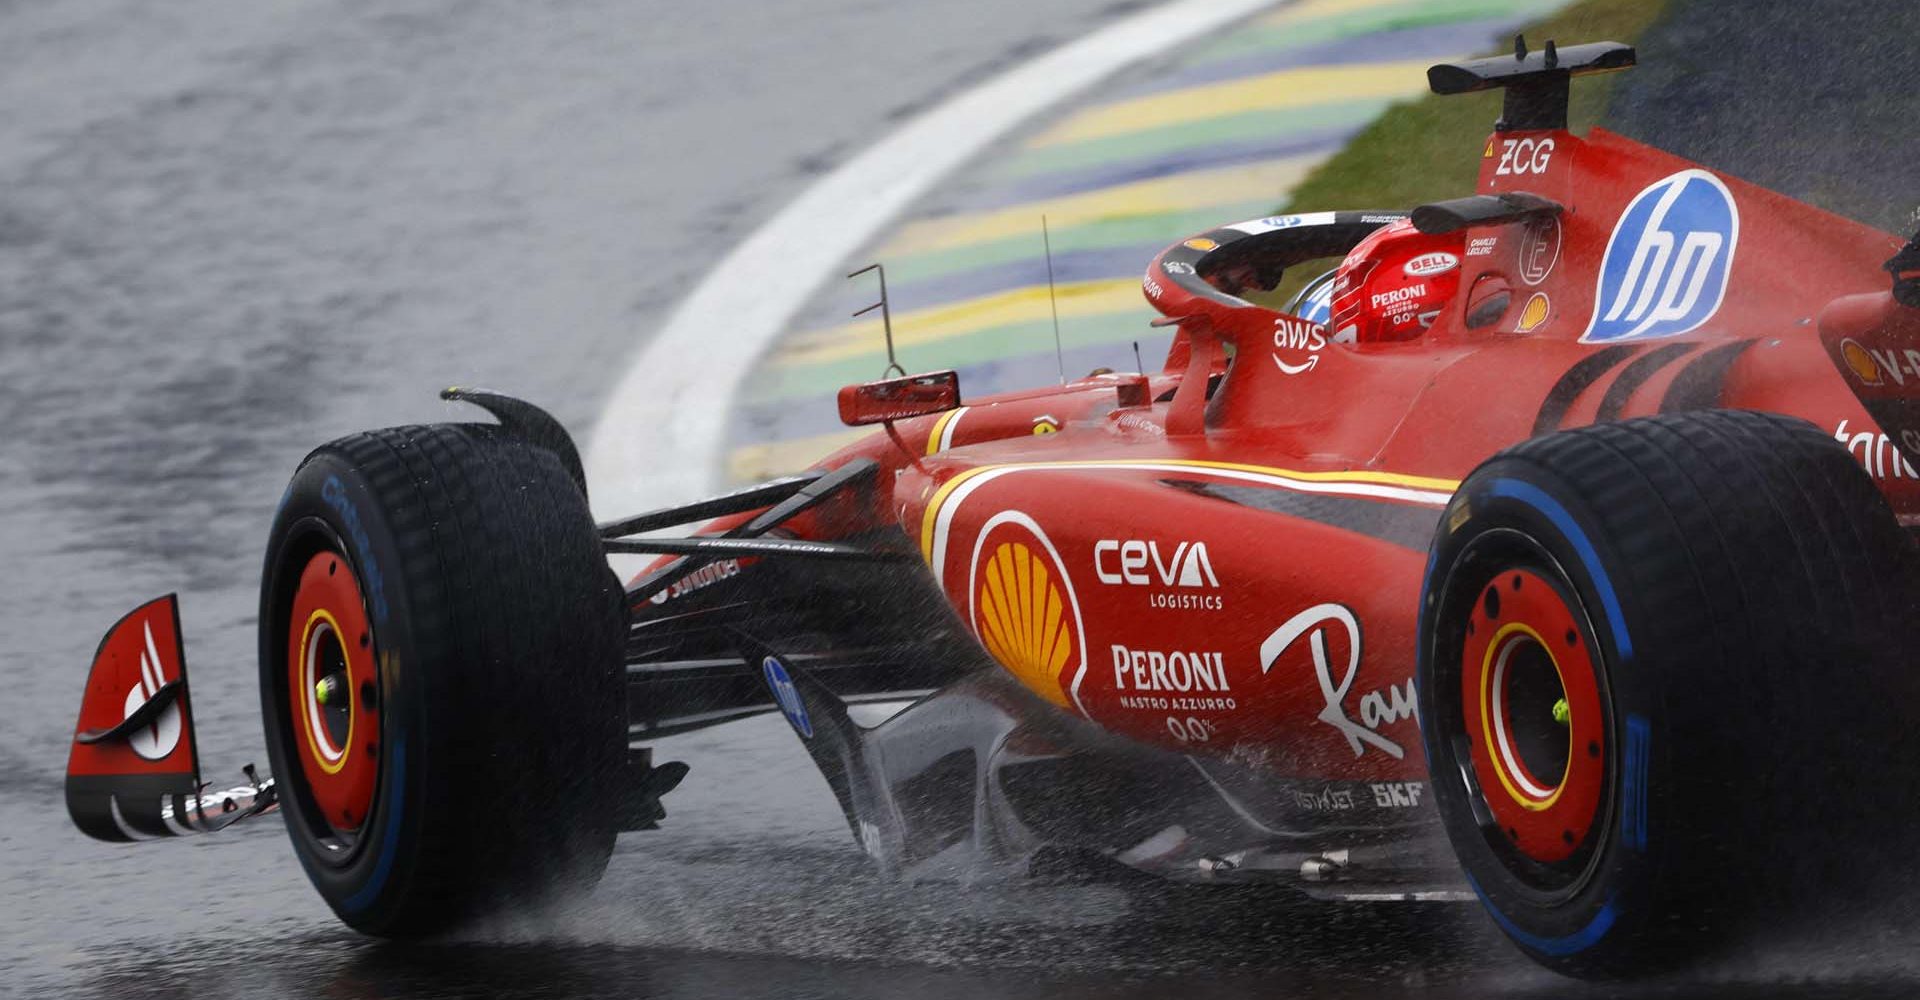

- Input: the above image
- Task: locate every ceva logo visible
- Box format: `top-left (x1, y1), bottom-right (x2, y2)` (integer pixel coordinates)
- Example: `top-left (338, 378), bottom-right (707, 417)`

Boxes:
top-left (1581, 169), bottom-right (1740, 343)
top-left (1093, 539), bottom-right (1218, 588)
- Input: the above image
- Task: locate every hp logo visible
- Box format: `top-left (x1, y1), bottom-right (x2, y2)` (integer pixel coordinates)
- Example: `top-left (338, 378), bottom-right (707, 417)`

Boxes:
top-left (1581, 169), bottom-right (1739, 343)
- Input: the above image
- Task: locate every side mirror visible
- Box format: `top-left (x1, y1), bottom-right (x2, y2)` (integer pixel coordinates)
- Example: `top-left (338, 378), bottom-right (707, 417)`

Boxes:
top-left (837, 370), bottom-right (961, 426)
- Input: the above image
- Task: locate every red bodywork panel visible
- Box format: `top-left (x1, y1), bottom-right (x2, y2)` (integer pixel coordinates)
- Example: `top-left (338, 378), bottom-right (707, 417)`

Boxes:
top-left (66, 595), bottom-right (204, 841)
top-left (701, 125), bottom-right (1911, 786)
top-left (68, 595), bottom-right (198, 784)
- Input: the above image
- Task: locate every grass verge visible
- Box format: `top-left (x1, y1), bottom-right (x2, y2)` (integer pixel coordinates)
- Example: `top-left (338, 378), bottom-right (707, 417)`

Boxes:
top-left (1247, 0), bottom-right (1674, 307)
top-left (1282, 0), bottom-right (1675, 215)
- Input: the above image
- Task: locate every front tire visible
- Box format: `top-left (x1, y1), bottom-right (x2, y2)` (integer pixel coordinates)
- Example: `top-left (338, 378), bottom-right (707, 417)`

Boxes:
top-left (260, 422), bottom-right (626, 936)
top-left (1419, 410), bottom-right (1920, 977)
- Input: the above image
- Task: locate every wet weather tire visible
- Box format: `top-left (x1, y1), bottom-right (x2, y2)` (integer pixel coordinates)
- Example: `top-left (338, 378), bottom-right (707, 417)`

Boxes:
top-left (1419, 410), bottom-right (1920, 977)
top-left (259, 422), bottom-right (626, 936)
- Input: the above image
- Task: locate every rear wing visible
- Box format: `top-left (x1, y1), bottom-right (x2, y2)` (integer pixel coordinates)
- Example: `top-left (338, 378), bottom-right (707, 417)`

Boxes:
top-left (1427, 37), bottom-right (1636, 130)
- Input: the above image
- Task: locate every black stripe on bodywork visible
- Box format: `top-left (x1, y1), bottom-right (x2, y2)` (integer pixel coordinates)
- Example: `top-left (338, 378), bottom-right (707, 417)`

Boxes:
top-left (1533, 345), bottom-right (1639, 435)
top-left (1595, 343), bottom-right (1699, 422)
top-left (1659, 339), bottom-right (1758, 413)
top-left (1166, 481), bottom-right (1443, 552)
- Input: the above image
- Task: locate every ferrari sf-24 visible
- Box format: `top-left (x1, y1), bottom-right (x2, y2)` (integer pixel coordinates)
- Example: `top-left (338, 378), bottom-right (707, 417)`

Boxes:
top-left (63, 41), bottom-right (1920, 978)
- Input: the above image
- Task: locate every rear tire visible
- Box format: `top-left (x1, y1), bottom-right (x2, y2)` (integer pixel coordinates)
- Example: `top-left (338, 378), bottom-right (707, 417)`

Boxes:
top-left (259, 422), bottom-right (626, 936)
top-left (1419, 410), bottom-right (1920, 977)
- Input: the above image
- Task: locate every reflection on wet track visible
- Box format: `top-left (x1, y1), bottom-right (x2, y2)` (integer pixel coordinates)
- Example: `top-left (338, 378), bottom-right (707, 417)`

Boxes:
top-left (38, 717), bottom-right (1920, 1000)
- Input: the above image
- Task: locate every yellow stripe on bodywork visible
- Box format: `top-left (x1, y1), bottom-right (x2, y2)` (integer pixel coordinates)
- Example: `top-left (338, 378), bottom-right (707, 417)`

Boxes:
top-left (920, 464), bottom-right (998, 562)
top-left (880, 155), bottom-right (1324, 257)
top-left (1030, 58), bottom-right (1439, 148)
top-left (918, 459), bottom-right (1462, 562)
top-left (926, 407), bottom-right (964, 455)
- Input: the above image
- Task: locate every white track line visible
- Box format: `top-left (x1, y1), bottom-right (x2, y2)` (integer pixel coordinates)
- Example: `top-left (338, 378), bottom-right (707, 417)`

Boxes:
top-left (584, 0), bottom-right (1281, 518)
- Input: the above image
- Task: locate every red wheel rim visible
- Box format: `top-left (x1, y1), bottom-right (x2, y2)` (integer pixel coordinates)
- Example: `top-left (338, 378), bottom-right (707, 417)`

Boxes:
top-left (1459, 568), bottom-right (1605, 864)
top-left (287, 549), bottom-right (379, 833)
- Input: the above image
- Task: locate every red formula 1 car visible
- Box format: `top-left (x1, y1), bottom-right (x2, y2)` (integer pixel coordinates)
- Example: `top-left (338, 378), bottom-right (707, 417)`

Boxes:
top-left (63, 41), bottom-right (1920, 978)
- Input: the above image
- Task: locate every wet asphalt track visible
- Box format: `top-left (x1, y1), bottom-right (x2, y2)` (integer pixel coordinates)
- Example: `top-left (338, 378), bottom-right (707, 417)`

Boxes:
top-left (10, 1), bottom-right (1920, 997)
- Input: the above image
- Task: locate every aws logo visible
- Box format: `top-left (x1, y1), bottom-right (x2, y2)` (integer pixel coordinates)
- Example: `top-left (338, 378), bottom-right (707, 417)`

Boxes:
top-left (1272, 315), bottom-right (1328, 375)
top-left (1583, 169), bottom-right (1739, 343)
top-left (967, 512), bottom-right (1087, 713)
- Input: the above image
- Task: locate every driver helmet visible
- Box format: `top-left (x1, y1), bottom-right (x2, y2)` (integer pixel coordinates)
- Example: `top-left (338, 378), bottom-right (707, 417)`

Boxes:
top-left (1328, 219), bottom-right (1464, 343)
top-left (1289, 267), bottom-right (1337, 325)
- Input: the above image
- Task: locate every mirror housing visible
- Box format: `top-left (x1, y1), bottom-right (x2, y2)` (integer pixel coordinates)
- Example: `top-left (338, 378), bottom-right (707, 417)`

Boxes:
top-left (837, 370), bottom-right (961, 426)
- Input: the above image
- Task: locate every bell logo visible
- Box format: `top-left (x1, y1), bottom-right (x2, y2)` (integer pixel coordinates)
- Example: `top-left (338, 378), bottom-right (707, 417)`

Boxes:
top-left (1583, 169), bottom-right (1739, 343)
top-left (1403, 253), bottom-right (1459, 278)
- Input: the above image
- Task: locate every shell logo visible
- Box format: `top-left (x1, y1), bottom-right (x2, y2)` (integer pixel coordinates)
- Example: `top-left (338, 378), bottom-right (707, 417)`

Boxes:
top-left (967, 512), bottom-right (1085, 711)
top-left (1516, 292), bottom-right (1551, 333)
top-left (1840, 338), bottom-right (1883, 386)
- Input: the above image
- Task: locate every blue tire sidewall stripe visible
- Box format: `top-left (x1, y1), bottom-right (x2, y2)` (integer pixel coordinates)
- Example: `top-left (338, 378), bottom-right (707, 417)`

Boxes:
top-left (342, 736), bottom-right (404, 913)
top-left (1486, 478), bottom-right (1634, 661)
top-left (1426, 475), bottom-right (1644, 959)
top-left (1468, 873), bottom-right (1621, 957)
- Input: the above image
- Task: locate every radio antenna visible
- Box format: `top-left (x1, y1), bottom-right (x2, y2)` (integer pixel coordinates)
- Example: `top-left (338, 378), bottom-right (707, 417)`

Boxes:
top-left (1042, 215), bottom-right (1065, 385)
top-left (1132, 340), bottom-right (1144, 374)
top-left (847, 263), bottom-right (904, 378)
